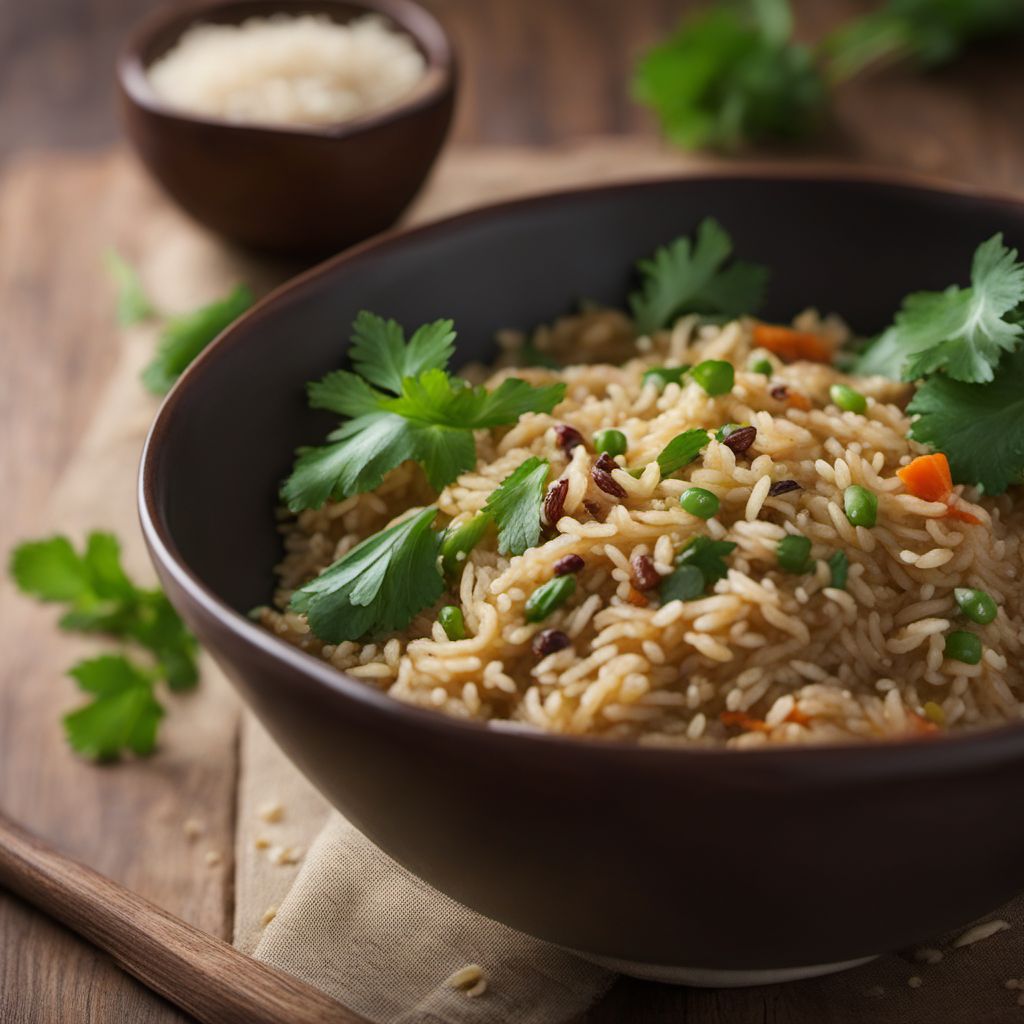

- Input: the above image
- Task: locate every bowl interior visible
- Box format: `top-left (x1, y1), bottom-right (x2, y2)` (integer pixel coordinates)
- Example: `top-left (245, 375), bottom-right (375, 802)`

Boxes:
top-left (122, 0), bottom-right (453, 130)
top-left (147, 172), bottom-right (1024, 622)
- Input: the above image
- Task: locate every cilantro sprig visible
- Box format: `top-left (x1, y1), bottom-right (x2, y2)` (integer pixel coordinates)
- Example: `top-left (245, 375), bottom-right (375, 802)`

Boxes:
top-left (283, 312), bottom-right (565, 511)
top-left (9, 532), bottom-right (198, 759)
top-left (630, 219), bottom-right (768, 335)
top-left (104, 249), bottom-right (157, 326)
top-left (482, 457), bottom-right (550, 556)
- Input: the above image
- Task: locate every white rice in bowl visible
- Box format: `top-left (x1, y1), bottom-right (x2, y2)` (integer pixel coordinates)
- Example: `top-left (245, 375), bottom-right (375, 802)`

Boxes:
top-left (261, 311), bottom-right (1024, 748)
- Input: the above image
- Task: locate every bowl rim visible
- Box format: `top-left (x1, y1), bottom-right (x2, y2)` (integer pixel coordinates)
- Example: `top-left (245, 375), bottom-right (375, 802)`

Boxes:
top-left (140, 163), bottom-right (1024, 772)
top-left (117, 0), bottom-right (455, 141)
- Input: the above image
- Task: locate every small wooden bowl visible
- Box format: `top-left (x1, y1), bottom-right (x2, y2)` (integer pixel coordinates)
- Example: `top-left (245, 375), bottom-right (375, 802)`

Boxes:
top-left (117, 0), bottom-right (455, 256)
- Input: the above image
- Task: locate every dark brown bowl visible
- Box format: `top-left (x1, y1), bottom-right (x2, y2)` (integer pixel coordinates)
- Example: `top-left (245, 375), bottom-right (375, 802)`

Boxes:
top-left (117, 0), bottom-right (455, 255)
top-left (140, 170), bottom-right (1024, 983)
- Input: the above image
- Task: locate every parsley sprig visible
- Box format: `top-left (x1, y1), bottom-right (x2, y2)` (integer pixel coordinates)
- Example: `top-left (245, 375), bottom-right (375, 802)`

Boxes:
top-left (630, 219), bottom-right (768, 335)
top-left (9, 532), bottom-right (198, 759)
top-left (283, 312), bottom-right (565, 511)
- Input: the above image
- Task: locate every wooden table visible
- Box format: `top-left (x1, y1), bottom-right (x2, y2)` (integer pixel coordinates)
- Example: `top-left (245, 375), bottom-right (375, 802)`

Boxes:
top-left (2, 3), bottom-right (1023, 1022)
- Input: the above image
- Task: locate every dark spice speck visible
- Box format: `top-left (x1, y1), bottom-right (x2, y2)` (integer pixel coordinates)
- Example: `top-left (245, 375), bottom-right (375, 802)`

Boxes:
top-left (543, 478), bottom-right (569, 525)
top-left (630, 554), bottom-right (660, 591)
top-left (770, 385), bottom-right (789, 401)
top-left (553, 553), bottom-right (585, 576)
top-left (768, 479), bottom-right (802, 497)
top-left (723, 425), bottom-right (757, 455)
top-left (554, 424), bottom-right (585, 455)
top-left (532, 629), bottom-right (571, 657)
top-left (592, 452), bottom-right (627, 498)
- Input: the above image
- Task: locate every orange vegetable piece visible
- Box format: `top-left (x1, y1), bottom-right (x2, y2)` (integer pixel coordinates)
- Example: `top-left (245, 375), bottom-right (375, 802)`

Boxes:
top-left (752, 324), bottom-right (833, 363)
top-left (786, 707), bottom-right (812, 726)
top-left (897, 453), bottom-right (953, 503)
top-left (945, 505), bottom-right (982, 526)
top-left (720, 711), bottom-right (771, 733)
top-left (626, 587), bottom-right (649, 607)
top-left (786, 392), bottom-right (812, 412)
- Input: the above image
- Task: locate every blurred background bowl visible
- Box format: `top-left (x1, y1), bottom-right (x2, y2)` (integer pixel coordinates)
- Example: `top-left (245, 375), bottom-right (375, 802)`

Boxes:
top-left (117, 0), bottom-right (456, 256)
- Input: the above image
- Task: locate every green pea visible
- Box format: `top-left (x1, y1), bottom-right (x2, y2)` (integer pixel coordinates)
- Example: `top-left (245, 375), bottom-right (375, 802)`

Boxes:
top-left (643, 365), bottom-right (690, 391)
top-left (944, 630), bottom-right (983, 665)
top-left (830, 384), bottom-right (868, 414)
top-left (524, 575), bottom-right (576, 622)
top-left (827, 550), bottom-right (849, 590)
top-left (659, 564), bottom-right (705, 604)
top-left (953, 587), bottom-right (998, 625)
top-left (440, 513), bottom-right (490, 576)
top-left (679, 487), bottom-right (720, 520)
top-left (777, 534), bottom-right (813, 574)
top-left (594, 429), bottom-right (628, 457)
top-left (843, 485), bottom-right (878, 528)
top-left (438, 605), bottom-right (466, 641)
top-left (749, 357), bottom-right (773, 377)
top-left (691, 360), bottom-right (735, 397)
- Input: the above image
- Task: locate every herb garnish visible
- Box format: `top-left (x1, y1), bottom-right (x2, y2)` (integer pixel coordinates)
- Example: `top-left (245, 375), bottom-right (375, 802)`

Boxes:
top-left (655, 429), bottom-right (710, 477)
top-left (283, 312), bottom-right (565, 512)
top-left (857, 235), bottom-right (1024, 494)
top-left (9, 532), bottom-right (198, 759)
top-left (630, 219), bottom-right (768, 335)
top-left (659, 536), bottom-right (737, 604)
top-left (105, 249), bottom-right (157, 326)
top-left (482, 456), bottom-right (550, 556)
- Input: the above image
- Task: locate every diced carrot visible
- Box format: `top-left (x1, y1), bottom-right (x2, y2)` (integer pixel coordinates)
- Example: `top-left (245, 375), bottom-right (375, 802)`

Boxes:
top-left (626, 587), bottom-right (649, 607)
top-left (752, 324), bottom-right (833, 363)
top-left (786, 707), bottom-right (813, 726)
top-left (945, 504), bottom-right (982, 526)
top-left (906, 710), bottom-right (940, 736)
top-left (720, 711), bottom-right (771, 733)
top-left (786, 392), bottom-right (812, 412)
top-left (896, 453), bottom-right (954, 503)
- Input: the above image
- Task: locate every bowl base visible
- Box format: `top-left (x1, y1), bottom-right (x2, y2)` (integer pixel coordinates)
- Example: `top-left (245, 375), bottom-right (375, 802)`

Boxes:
top-left (576, 953), bottom-right (878, 987)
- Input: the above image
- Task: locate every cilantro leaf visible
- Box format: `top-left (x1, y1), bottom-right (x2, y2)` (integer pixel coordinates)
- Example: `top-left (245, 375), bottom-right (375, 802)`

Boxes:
top-left (656, 429), bottom-right (711, 477)
top-left (142, 284), bottom-right (254, 395)
top-left (677, 536), bottom-right (737, 588)
top-left (855, 234), bottom-right (1024, 383)
top-left (482, 457), bottom-right (550, 555)
top-left (349, 312), bottom-right (456, 393)
top-left (633, 1), bottom-right (825, 153)
top-left (105, 249), bottom-right (157, 326)
top-left (63, 655), bottom-right (163, 760)
top-left (629, 219), bottom-right (768, 335)
top-left (908, 345), bottom-right (1024, 495)
top-left (291, 507), bottom-right (443, 643)
top-left (283, 314), bottom-right (566, 511)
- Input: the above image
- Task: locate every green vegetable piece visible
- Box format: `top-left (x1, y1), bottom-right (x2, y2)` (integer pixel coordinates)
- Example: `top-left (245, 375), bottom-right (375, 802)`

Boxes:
top-left (691, 359), bottom-right (735, 396)
top-left (142, 284), bottom-right (254, 395)
top-left (520, 341), bottom-right (560, 369)
top-left (843, 485), bottom-right (878, 528)
top-left (524, 575), bottom-right (576, 623)
top-left (777, 534), bottom-right (813, 574)
top-left (642, 366), bottom-right (690, 391)
top-left (679, 487), bottom-right (720, 520)
top-left (440, 514), bottom-right (491, 577)
top-left (291, 507), bottom-right (443, 643)
top-left (655, 429), bottom-right (710, 477)
top-left (953, 587), bottom-right (998, 625)
top-left (749, 357), bottom-right (773, 376)
top-left (482, 457), bottom-right (550, 556)
top-left (944, 630), bottom-right (983, 665)
top-left (104, 249), bottom-right (157, 326)
top-left (659, 564), bottom-right (705, 604)
top-left (63, 655), bottom-right (163, 761)
top-left (594, 429), bottom-right (628, 457)
top-left (677, 536), bottom-right (737, 588)
top-left (438, 605), bottom-right (466, 641)
top-left (628, 219), bottom-right (768, 334)
top-left (830, 384), bottom-right (867, 414)
top-left (715, 423), bottom-right (742, 441)
top-left (907, 345), bottom-right (1024, 496)
top-left (827, 550), bottom-right (849, 590)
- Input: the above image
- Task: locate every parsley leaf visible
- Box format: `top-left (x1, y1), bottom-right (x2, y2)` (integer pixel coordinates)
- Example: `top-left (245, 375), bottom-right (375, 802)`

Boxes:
top-left (856, 234), bottom-right (1024, 383)
top-left (283, 314), bottom-right (566, 511)
top-left (633, 0), bottom-right (825, 152)
top-left (63, 655), bottom-right (163, 761)
top-left (291, 507), bottom-right (443, 643)
top-left (908, 345), bottom-right (1024, 495)
top-left (677, 535), bottom-right (737, 588)
top-left (9, 532), bottom-right (197, 758)
top-left (142, 284), bottom-right (254, 395)
top-left (105, 249), bottom-right (157, 326)
top-left (482, 457), bottom-right (550, 555)
top-left (656, 429), bottom-right (711, 477)
top-left (629, 219), bottom-right (768, 335)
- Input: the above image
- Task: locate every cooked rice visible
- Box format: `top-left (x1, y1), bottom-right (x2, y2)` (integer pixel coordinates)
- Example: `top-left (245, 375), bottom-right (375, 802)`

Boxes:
top-left (261, 310), bottom-right (1024, 747)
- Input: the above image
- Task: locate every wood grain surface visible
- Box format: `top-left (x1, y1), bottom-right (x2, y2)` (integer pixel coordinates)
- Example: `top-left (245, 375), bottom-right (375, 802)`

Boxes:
top-left (2, 1), bottom-right (1024, 1022)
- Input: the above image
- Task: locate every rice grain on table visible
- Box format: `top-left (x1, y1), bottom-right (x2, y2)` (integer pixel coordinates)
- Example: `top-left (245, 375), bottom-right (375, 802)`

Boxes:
top-left (262, 312), bottom-right (1024, 748)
